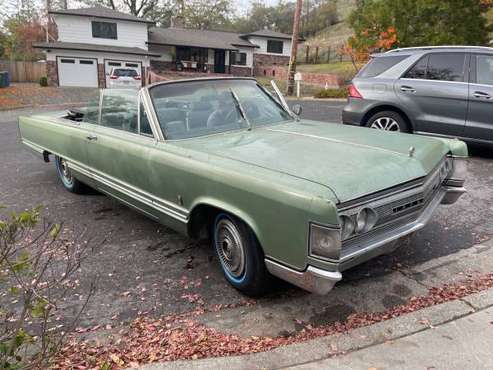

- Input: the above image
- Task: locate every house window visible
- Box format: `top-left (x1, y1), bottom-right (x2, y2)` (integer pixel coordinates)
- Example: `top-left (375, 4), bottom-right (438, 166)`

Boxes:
top-left (267, 40), bottom-right (283, 54)
top-left (92, 21), bottom-right (117, 39)
top-left (231, 52), bottom-right (247, 66)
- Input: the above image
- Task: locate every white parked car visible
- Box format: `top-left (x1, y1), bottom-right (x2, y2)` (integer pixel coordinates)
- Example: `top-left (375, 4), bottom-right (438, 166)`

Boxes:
top-left (108, 68), bottom-right (141, 89)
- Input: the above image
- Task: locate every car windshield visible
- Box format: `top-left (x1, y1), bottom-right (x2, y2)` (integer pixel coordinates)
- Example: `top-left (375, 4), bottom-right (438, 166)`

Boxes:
top-left (113, 68), bottom-right (138, 77)
top-left (149, 79), bottom-right (293, 140)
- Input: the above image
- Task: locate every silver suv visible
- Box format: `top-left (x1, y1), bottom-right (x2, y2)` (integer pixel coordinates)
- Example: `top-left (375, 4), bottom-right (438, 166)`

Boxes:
top-left (342, 46), bottom-right (493, 144)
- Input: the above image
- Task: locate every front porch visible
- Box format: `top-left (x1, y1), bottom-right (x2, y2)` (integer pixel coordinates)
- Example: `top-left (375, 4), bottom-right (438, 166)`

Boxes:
top-left (149, 45), bottom-right (253, 77)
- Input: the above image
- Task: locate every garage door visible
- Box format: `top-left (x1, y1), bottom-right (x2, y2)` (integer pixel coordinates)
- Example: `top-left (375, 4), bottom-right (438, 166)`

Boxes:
top-left (105, 60), bottom-right (142, 88)
top-left (57, 57), bottom-right (98, 87)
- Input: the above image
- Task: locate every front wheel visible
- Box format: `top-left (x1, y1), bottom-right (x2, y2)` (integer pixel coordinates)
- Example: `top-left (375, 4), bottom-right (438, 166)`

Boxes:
top-left (366, 111), bottom-right (409, 133)
top-left (213, 213), bottom-right (273, 296)
top-left (55, 156), bottom-right (87, 194)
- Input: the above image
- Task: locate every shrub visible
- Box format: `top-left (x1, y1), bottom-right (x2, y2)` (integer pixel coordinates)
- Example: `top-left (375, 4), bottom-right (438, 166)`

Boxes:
top-left (0, 206), bottom-right (93, 369)
top-left (39, 76), bottom-right (48, 87)
top-left (314, 86), bottom-right (349, 99)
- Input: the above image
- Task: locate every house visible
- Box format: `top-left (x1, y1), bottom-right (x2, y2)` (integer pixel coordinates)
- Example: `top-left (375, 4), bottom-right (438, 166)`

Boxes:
top-left (34, 7), bottom-right (158, 87)
top-left (34, 7), bottom-right (297, 88)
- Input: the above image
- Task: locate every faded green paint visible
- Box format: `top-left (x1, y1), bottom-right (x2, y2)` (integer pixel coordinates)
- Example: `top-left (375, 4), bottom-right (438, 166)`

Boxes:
top-left (18, 111), bottom-right (467, 272)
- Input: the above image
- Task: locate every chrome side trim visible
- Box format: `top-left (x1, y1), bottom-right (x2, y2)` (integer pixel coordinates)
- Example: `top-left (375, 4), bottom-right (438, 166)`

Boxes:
top-left (265, 259), bottom-right (342, 295)
top-left (21, 138), bottom-right (45, 155)
top-left (68, 161), bottom-right (189, 222)
top-left (22, 139), bottom-right (189, 223)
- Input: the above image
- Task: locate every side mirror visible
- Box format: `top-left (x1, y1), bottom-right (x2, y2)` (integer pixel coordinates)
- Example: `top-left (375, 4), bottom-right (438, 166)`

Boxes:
top-left (292, 104), bottom-right (302, 116)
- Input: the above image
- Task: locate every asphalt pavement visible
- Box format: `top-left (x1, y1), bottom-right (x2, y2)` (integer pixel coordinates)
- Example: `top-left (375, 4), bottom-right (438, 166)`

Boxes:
top-left (1, 102), bottom-right (493, 363)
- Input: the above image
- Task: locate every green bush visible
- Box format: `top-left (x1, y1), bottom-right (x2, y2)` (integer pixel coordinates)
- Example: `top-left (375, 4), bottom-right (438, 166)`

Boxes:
top-left (39, 76), bottom-right (48, 87)
top-left (314, 86), bottom-right (348, 99)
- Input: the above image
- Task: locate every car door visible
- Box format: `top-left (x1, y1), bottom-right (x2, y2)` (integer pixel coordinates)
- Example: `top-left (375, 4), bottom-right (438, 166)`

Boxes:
top-left (85, 89), bottom-right (165, 221)
top-left (59, 90), bottom-right (100, 187)
top-left (464, 53), bottom-right (493, 142)
top-left (396, 52), bottom-right (469, 136)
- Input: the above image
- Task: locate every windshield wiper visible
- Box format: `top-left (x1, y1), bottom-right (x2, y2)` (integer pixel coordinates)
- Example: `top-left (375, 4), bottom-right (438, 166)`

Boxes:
top-left (229, 88), bottom-right (252, 131)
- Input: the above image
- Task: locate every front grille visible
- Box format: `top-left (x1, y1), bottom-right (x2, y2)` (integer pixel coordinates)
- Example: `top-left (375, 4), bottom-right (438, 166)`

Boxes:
top-left (339, 156), bottom-right (450, 250)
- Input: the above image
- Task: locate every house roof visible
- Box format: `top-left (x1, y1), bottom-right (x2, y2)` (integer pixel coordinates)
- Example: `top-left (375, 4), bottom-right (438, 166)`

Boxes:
top-left (242, 29), bottom-right (295, 40)
top-left (33, 41), bottom-right (160, 57)
top-left (48, 6), bottom-right (155, 24)
top-left (148, 27), bottom-right (258, 50)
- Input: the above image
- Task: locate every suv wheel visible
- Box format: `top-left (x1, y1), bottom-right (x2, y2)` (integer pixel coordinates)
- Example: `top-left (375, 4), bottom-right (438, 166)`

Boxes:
top-left (366, 111), bottom-right (409, 133)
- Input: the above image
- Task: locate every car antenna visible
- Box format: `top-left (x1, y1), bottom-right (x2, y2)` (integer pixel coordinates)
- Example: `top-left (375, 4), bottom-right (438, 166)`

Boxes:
top-left (230, 88), bottom-right (252, 131)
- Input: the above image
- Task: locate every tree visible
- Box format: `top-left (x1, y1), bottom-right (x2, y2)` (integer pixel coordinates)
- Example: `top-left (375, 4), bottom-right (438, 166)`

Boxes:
top-left (79, 0), bottom-right (173, 19)
top-left (231, 1), bottom-right (295, 34)
top-left (0, 3), bottom-right (55, 61)
top-left (301, 0), bottom-right (337, 36)
top-left (182, 0), bottom-right (233, 29)
top-left (348, 0), bottom-right (491, 52)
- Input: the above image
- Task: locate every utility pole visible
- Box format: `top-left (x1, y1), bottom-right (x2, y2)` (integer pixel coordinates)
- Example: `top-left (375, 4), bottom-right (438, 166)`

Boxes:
top-left (286, 0), bottom-right (302, 96)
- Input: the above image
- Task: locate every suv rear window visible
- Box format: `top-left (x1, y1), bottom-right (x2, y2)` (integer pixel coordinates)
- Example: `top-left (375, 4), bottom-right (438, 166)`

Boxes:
top-left (357, 55), bottom-right (408, 78)
top-left (113, 68), bottom-right (138, 77)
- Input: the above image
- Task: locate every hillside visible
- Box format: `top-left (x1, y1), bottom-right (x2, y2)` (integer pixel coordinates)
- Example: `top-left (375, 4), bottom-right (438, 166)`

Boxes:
top-left (303, 0), bottom-right (356, 48)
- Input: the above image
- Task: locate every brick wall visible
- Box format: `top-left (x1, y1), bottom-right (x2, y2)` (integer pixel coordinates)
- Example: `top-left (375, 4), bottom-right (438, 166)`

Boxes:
top-left (300, 72), bottom-right (342, 88)
top-left (97, 63), bottom-right (105, 88)
top-left (46, 61), bottom-right (58, 87)
top-left (230, 66), bottom-right (253, 77)
top-left (255, 64), bottom-right (342, 89)
top-left (254, 53), bottom-right (290, 67)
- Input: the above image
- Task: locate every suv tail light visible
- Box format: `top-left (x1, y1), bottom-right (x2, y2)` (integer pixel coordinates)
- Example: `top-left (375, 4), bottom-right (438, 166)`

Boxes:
top-left (348, 84), bottom-right (363, 99)
top-left (110, 75), bottom-right (118, 80)
top-left (133, 75), bottom-right (141, 80)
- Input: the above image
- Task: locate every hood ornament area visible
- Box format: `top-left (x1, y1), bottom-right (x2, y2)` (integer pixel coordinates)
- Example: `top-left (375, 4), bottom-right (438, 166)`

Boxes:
top-left (409, 146), bottom-right (416, 157)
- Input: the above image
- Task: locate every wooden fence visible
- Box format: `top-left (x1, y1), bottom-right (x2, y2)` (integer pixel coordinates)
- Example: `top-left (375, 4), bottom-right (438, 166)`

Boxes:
top-left (0, 60), bottom-right (47, 83)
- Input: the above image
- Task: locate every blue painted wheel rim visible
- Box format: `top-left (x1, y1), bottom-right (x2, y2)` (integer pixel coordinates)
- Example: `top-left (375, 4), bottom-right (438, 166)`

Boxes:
top-left (214, 214), bottom-right (247, 284)
top-left (56, 157), bottom-right (74, 188)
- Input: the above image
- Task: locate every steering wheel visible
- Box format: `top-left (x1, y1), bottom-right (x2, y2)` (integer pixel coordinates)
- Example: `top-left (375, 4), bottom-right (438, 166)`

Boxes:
top-left (224, 107), bottom-right (242, 125)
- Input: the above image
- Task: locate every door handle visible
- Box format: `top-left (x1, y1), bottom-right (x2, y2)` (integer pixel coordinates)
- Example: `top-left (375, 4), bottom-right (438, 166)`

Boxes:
top-left (86, 134), bottom-right (98, 141)
top-left (473, 91), bottom-right (491, 99)
top-left (400, 85), bottom-right (416, 93)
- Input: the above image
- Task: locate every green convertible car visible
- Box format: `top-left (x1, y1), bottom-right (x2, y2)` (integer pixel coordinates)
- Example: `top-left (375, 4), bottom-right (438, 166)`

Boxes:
top-left (18, 77), bottom-right (467, 296)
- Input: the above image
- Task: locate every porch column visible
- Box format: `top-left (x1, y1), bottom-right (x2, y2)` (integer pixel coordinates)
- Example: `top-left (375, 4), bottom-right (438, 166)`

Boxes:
top-left (228, 50), bottom-right (232, 74)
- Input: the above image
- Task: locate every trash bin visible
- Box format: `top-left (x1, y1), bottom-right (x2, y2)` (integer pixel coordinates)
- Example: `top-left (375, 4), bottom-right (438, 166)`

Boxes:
top-left (0, 71), bottom-right (10, 88)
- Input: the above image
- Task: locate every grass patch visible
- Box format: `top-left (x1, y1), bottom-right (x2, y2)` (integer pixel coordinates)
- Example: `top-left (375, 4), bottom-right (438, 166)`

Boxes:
top-left (297, 61), bottom-right (363, 82)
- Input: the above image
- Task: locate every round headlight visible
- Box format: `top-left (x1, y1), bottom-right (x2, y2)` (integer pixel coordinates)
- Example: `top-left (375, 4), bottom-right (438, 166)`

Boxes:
top-left (356, 209), bottom-right (368, 233)
top-left (356, 207), bottom-right (378, 233)
top-left (340, 215), bottom-right (355, 240)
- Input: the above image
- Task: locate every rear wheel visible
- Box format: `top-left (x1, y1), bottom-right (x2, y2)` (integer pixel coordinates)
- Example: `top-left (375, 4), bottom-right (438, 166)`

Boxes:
top-left (213, 213), bottom-right (273, 296)
top-left (366, 111), bottom-right (409, 133)
top-left (55, 156), bottom-right (87, 194)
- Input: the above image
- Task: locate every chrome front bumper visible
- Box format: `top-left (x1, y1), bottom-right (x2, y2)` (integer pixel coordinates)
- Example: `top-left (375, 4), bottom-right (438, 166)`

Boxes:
top-left (265, 185), bottom-right (465, 295)
top-left (265, 259), bottom-right (342, 295)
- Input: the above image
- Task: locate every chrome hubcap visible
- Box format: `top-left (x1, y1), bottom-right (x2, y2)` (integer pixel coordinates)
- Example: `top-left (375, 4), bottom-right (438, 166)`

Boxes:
top-left (59, 158), bottom-right (73, 183)
top-left (215, 219), bottom-right (245, 278)
top-left (370, 117), bottom-right (400, 131)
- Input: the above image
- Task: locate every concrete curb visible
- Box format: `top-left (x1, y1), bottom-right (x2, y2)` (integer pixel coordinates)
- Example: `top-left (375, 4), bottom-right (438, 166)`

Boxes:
top-left (137, 288), bottom-right (493, 370)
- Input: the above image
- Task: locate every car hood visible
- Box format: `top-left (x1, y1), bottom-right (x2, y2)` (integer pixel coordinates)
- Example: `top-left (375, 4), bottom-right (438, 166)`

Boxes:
top-left (176, 120), bottom-right (451, 203)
